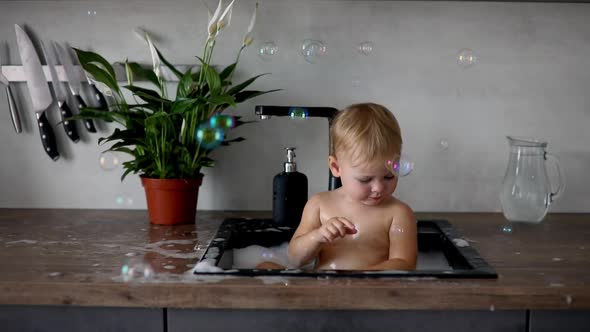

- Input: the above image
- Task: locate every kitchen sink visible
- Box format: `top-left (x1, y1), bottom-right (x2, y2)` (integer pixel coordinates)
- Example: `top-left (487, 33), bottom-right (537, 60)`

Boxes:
top-left (193, 218), bottom-right (497, 278)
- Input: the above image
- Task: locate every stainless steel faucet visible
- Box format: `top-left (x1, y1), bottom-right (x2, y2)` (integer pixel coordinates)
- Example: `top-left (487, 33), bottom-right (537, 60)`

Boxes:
top-left (255, 105), bottom-right (342, 190)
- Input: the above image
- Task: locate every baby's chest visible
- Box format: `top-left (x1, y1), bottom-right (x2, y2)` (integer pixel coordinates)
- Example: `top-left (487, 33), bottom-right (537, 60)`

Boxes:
top-left (319, 210), bottom-right (391, 237)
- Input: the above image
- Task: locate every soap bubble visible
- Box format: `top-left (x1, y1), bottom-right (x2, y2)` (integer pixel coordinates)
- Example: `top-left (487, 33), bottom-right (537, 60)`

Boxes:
top-left (289, 107), bottom-right (308, 119)
top-left (358, 41), bottom-right (374, 56)
top-left (121, 259), bottom-right (154, 283)
top-left (439, 139), bottom-right (449, 151)
top-left (258, 41), bottom-right (278, 61)
top-left (195, 124), bottom-right (225, 149)
top-left (99, 151), bottom-right (119, 171)
top-left (385, 154), bottom-right (414, 177)
top-left (502, 224), bottom-right (513, 233)
top-left (209, 114), bottom-right (235, 130)
top-left (457, 48), bottom-right (477, 68)
top-left (301, 39), bottom-right (326, 64)
top-left (116, 195), bottom-right (134, 206)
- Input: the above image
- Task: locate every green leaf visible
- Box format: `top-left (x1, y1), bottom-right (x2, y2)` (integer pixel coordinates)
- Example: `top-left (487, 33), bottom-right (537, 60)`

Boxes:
top-left (74, 48), bottom-right (116, 79)
top-left (219, 63), bottom-right (237, 81)
top-left (227, 73), bottom-right (270, 96)
top-left (125, 62), bottom-right (160, 88)
top-left (64, 107), bottom-right (114, 122)
top-left (176, 68), bottom-right (195, 98)
top-left (81, 63), bottom-right (119, 94)
top-left (170, 98), bottom-right (198, 115)
top-left (203, 64), bottom-right (221, 96)
top-left (155, 47), bottom-right (183, 79)
top-left (123, 85), bottom-right (168, 105)
top-left (207, 94), bottom-right (235, 107)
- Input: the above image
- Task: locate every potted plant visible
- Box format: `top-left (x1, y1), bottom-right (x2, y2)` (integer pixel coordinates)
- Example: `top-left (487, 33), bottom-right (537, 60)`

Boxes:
top-left (72, 0), bottom-right (277, 225)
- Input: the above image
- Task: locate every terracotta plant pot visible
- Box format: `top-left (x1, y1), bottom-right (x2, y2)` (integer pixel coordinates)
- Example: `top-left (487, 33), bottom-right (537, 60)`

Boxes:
top-left (141, 175), bottom-right (204, 225)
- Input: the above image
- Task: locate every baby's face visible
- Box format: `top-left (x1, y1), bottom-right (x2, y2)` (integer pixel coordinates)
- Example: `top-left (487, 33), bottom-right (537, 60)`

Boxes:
top-left (335, 156), bottom-right (399, 206)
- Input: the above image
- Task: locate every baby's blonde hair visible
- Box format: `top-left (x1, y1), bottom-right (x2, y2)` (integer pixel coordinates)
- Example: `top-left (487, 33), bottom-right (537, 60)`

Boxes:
top-left (330, 103), bottom-right (402, 165)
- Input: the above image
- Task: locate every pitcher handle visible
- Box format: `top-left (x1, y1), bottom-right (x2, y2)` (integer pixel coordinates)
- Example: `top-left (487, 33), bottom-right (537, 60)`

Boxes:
top-left (545, 152), bottom-right (566, 202)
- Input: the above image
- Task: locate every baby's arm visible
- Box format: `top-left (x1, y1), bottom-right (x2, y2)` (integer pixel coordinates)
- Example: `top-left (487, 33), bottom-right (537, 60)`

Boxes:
top-left (287, 195), bottom-right (356, 267)
top-left (364, 202), bottom-right (418, 270)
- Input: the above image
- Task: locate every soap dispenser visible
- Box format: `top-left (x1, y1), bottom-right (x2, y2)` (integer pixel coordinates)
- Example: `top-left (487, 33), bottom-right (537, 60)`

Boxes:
top-left (273, 147), bottom-right (308, 227)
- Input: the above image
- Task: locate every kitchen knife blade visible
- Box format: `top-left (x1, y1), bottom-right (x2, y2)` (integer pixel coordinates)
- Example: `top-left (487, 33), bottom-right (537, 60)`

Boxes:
top-left (0, 43), bottom-right (22, 133)
top-left (66, 43), bottom-right (109, 111)
top-left (15, 24), bottom-right (59, 161)
top-left (54, 42), bottom-right (96, 133)
top-left (44, 41), bottom-right (79, 143)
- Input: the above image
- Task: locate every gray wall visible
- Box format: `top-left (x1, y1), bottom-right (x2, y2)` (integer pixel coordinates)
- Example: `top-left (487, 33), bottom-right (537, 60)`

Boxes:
top-left (0, 0), bottom-right (589, 212)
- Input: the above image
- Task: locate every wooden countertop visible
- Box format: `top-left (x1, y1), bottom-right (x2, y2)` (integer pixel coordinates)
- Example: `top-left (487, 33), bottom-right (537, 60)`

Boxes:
top-left (0, 209), bottom-right (588, 310)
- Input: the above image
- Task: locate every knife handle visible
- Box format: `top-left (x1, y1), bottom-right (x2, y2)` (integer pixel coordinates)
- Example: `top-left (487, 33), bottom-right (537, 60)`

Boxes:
top-left (75, 94), bottom-right (96, 133)
top-left (58, 100), bottom-right (80, 143)
top-left (6, 86), bottom-right (22, 133)
top-left (91, 84), bottom-right (109, 111)
top-left (36, 111), bottom-right (60, 161)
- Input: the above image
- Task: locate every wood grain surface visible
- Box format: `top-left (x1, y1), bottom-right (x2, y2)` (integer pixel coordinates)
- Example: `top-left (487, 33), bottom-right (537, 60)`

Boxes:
top-left (0, 209), bottom-right (588, 310)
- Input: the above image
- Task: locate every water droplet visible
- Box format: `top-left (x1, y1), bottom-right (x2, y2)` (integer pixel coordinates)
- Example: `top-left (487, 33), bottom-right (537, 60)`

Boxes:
top-left (457, 48), bottom-right (477, 68)
top-left (357, 41), bottom-right (374, 56)
top-left (301, 39), bottom-right (327, 64)
top-left (258, 41), bottom-right (279, 61)
top-left (99, 152), bottom-right (119, 171)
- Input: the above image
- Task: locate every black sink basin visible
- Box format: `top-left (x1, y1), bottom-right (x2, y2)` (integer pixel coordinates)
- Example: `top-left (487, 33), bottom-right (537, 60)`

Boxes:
top-left (193, 218), bottom-right (497, 278)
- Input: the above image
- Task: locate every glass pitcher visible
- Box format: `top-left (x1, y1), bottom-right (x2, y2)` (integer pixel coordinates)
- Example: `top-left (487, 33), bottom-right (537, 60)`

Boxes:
top-left (500, 136), bottom-right (565, 223)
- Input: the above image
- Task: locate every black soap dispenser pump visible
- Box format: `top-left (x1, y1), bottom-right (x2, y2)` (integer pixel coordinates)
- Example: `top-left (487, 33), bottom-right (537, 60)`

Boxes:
top-left (273, 147), bottom-right (308, 227)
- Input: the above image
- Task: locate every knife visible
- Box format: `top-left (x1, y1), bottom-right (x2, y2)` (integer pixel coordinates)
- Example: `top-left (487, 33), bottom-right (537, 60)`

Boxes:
top-left (66, 43), bottom-right (109, 111)
top-left (43, 41), bottom-right (79, 143)
top-left (0, 43), bottom-right (22, 133)
top-left (15, 24), bottom-right (59, 160)
top-left (54, 42), bottom-right (96, 133)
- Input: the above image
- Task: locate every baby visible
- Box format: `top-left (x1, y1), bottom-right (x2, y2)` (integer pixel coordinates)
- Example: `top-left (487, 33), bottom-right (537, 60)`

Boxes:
top-left (287, 102), bottom-right (417, 270)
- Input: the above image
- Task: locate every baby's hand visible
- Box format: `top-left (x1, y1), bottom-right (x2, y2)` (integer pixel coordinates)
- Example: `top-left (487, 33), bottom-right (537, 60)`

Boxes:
top-left (316, 217), bottom-right (357, 243)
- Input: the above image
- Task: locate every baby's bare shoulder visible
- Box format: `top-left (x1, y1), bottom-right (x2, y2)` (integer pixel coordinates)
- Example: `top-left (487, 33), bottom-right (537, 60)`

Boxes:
top-left (387, 198), bottom-right (416, 225)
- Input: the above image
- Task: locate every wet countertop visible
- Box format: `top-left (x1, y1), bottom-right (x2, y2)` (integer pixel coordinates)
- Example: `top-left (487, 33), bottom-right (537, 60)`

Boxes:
top-left (0, 209), bottom-right (588, 310)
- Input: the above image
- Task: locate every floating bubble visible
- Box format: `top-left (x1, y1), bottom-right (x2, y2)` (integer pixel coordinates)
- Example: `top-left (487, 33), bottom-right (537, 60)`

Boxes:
top-left (209, 114), bottom-right (235, 130)
top-left (289, 107), bottom-right (308, 119)
top-left (439, 139), bottom-right (449, 151)
top-left (99, 151), bottom-right (119, 171)
top-left (121, 259), bottom-right (154, 283)
top-left (116, 196), bottom-right (134, 206)
top-left (457, 48), bottom-right (477, 68)
top-left (385, 154), bottom-right (414, 177)
top-left (301, 39), bottom-right (326, 64)
top-left (258, 41), bottom-right (278, 61)
top-left (195, 124), bottom-right (225, 149)
top-left (358, 41), bottom-right (374, 56)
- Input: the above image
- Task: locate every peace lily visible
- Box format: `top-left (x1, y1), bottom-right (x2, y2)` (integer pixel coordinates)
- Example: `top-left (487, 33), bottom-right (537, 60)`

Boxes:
top-left (242, 2), bottom-right (257, 47)
top-left (70, 1), bottom-right (278, 180)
